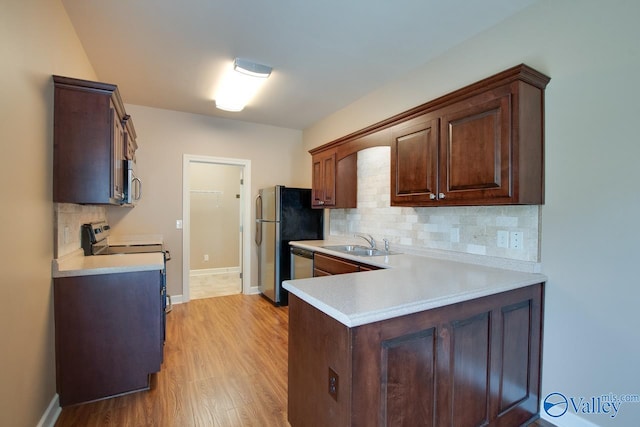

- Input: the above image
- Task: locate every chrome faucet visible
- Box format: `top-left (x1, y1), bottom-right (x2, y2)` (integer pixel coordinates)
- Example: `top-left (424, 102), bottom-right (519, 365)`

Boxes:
top-left (354, 233), bottom-right (376, 249)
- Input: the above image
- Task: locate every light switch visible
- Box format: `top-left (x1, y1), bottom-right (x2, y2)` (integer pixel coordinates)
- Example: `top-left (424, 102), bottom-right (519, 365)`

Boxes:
top-left (176, 220), bottom-right (183, 230)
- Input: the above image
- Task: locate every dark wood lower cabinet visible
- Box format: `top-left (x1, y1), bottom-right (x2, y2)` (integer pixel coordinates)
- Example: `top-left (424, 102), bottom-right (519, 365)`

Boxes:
top-left (54, 270), bottom-right (164, 406)
top-left (313, 252), bottom-right (382, 277)
top-left (288, 283), bottom-right (544, 427)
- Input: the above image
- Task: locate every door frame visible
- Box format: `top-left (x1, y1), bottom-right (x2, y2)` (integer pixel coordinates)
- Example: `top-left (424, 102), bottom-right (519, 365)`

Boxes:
top-left (182, 154), bottom-right (253, 302)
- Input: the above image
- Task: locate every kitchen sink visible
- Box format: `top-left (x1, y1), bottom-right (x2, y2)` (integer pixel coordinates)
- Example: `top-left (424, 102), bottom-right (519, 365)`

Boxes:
top-left (321, 245), bottom-right (398, 257)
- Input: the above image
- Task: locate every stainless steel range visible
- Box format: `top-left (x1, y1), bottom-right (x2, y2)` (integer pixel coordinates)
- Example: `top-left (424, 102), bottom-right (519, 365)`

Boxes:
top-left (81, 221), bottom-right (167, 257)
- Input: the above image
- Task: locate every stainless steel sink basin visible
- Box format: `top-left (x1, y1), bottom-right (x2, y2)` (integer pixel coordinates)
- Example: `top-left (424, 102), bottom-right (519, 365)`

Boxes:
top-left (321, 245), bottom-right (398, 257)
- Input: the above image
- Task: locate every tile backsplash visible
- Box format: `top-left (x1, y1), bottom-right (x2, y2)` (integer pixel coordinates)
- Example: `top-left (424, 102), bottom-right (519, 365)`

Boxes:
top-left (329, 146), bottom-right (540, 262)
top-left (55, 203), bottom-right (106, 258)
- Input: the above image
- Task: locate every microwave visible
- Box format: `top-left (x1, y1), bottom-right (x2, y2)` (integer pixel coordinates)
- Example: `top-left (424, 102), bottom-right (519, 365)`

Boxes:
top-left (124, 159), bottom-right (142, 205)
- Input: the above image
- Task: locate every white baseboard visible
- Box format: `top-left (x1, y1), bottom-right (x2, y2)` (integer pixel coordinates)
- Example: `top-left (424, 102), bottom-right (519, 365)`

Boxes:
top-left (170, 285), bottom-right (260, 306)
top-left (37, 394), bottom-right (61, 427)
top-left (189, 266), bottom-right (240, 277)
top-left (169, 294), bottom-right (184, 304)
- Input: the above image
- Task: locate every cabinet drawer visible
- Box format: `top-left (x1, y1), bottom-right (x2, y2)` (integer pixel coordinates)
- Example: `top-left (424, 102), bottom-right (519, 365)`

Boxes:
top-left (314, 253), bottom-right (359, 275)
top-left (313, 268), bottom-right (332, 277)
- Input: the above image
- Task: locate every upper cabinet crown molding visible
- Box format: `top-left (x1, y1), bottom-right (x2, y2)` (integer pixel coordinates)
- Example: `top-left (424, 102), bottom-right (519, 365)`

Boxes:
top-left (310, 64), bottom-right (550, 208)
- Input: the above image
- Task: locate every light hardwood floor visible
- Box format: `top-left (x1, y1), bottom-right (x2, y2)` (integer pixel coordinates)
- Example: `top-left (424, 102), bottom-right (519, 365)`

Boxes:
top-left (55, 294), bottom-right (290, 427)
top-left (190, 272), bottom-right (242, 299)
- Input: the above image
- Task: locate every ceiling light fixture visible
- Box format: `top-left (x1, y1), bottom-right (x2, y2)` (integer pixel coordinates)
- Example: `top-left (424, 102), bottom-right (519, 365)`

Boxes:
top-left (215, 58), bottom-right (272, 112)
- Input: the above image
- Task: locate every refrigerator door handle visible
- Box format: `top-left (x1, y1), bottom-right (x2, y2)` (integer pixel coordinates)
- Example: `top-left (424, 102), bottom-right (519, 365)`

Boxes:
top-left (255, 194), bottom-right (262, 246)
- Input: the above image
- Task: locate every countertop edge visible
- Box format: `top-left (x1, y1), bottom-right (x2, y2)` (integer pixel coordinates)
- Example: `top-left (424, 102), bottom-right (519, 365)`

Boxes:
top-left (284, 239), bottom-right (547, 327)
top-left (52, 250), bottom-right (164, 278)
top-left (284, 278), bottom-right (544, 328)
top-left (290, 240), bottom-right (542, 273)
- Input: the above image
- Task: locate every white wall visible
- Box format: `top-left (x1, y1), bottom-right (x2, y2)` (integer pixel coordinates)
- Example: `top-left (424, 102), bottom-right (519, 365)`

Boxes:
top-left (0, 1), bottom-right (98, 426)
top-left (304, 1), bottom-right (640, 425)
top-left (107, 105), bottom-right (307, 298)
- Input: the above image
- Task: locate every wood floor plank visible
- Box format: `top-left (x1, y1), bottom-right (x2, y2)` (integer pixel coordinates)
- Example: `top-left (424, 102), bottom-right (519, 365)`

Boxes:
top-left (55, 294), bottom-right (290, 427)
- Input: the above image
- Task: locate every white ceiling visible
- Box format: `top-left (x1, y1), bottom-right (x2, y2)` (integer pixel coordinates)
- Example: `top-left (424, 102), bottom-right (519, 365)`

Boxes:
top-left (62, 0), bottom-right (536, 130)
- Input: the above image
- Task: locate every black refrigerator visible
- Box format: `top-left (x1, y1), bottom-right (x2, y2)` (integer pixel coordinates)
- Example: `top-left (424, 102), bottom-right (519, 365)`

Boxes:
top-left (255, 186), bottom-right (323, 305)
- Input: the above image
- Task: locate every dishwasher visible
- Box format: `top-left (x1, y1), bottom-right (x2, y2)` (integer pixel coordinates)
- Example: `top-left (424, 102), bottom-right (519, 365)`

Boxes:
top-left (290, 247), bottom-right (314, 280)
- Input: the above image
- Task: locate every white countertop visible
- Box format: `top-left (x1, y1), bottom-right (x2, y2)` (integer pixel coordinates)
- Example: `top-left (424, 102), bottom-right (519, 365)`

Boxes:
top-left (283, 240), bottom-right (547, 327)
top-left (52, 249), bottom-right (165, 278)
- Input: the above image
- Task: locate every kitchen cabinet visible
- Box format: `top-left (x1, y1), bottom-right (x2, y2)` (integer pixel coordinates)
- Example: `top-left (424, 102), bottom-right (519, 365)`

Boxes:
top-left (310, 125), bottom-right (392, 210)
top-left (391, 77), bottom-right (547, 206)
top-left (54, 270), bottom-right (164, 406)
top-left (311, 150), bottom-right (357, 209)
top-left (310, 64), bottom-right (550, 208)
top-left (53, 75), bottom-right (137, 205)
top-left (288, 283), bottom-right (544, 426)
top-left (390, 114), bottom-right (439, 204)
top-left (123, 116), bottom-right (138, 161)
top-left (392, 66), bottom-right (549, 206)
top-left (313, 252), bottom-right (381, 276)
top-left (312, 150), bottom-right (337, 207)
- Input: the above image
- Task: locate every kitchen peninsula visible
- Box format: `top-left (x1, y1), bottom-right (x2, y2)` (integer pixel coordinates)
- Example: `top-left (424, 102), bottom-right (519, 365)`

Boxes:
top-left (284, 241), bottom-right (546, 426)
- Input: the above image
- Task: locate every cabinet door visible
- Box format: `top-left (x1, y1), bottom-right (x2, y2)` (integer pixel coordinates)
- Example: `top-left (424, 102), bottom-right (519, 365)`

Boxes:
top-left (439, 87), bottom-right (512, 203)
top-left (322, 153), bottom-right (336, 206)
top-left (111, 105), bottom-right (125, 202)
top-left (53, 76), bottom-right (130, 205)
top-left (312, 151), bottom-right (336, 207)
top-left (390, 114), bottom-right (439, 206)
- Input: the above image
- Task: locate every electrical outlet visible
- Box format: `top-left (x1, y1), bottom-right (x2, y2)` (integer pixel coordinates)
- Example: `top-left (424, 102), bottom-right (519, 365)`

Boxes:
top-left (203, 254), bottom-right (209, 262)
top-left (328, 367), bottom-right (339, 400)
top-left (497, 230), bottom-right (509, 248)
top-left (510, 231), bottom-right (524, 250)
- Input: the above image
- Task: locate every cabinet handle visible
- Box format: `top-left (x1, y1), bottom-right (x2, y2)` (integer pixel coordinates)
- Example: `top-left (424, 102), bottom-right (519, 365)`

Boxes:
top-left (439, 193), bottom-right (446, 199)
top-left (317, 200), bottom-right (325, 205)
top-left (429, 193), bottom-right (436, 200)
top-left (133, 177), bottom-right (142, 200)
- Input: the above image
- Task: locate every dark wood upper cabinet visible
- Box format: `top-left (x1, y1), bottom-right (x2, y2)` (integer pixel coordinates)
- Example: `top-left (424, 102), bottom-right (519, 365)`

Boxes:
top-left (311, 149), bottom-right (357, 209)
top-left (392, 79), bottom-right (546, 206)
top-left (53, 75), bottom-right (137, 205)
top-left (390, 114), bottom-right (439, 204)
top-left (311, 64), bottom-right (550, 208)
top-left (312, 150), bottom-right (337, 207)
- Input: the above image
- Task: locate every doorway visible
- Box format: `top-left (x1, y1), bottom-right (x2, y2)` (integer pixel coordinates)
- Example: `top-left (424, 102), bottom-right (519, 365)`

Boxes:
top-left (182, 155), bottom-right (252, 302)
